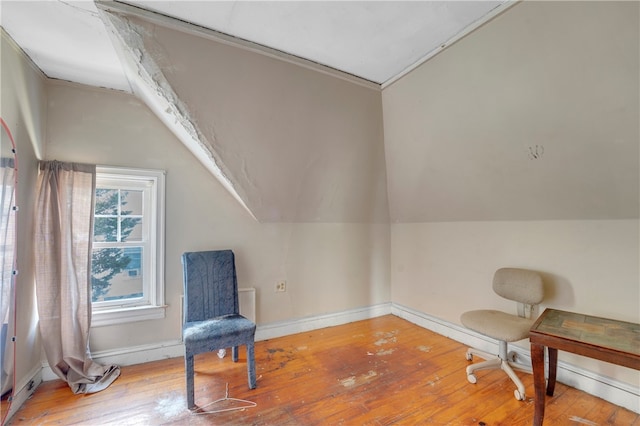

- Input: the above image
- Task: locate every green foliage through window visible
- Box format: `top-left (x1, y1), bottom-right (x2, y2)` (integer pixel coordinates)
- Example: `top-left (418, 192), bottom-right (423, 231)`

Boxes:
top-left (91, 188), bottom-right (142, 302)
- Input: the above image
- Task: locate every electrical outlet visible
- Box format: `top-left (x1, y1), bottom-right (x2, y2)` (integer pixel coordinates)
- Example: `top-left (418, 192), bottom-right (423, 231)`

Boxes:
top-left (276, 280), bottom-right (287, 292)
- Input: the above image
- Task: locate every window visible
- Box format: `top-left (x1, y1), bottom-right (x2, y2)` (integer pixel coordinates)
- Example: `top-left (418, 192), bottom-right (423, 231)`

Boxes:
top-left (91, 166), bottom-right (165, 326)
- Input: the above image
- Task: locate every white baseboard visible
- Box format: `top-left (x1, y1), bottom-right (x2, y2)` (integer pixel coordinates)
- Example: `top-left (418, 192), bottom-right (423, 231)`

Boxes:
top-left (391, 303), bottom-right (640, 414)
top-left (3, 364), bottom-right (42, 424)
top-left (42, 339), bottom-right (185, 382)
top-left (41, 303), bottom-right (393, 382)
top-left (255, 303), bottom-right (392, 341)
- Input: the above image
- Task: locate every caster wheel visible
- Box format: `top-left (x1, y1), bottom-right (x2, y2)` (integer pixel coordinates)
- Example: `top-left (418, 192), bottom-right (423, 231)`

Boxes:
top-left (507, 351), bottom-right (518, 362)
top-left (465, 352), bottom-right (473, 361)
top-left (514, 389), bottom-right (525, 401)
top-left (467, 374), bottom-right (477, 384)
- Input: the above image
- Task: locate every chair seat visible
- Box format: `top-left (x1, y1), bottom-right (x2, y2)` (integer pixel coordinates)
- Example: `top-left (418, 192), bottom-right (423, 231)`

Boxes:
top-left (183, 315), bottom-right (256, 353)
top-left (461, 309), bottom-right (534, 342)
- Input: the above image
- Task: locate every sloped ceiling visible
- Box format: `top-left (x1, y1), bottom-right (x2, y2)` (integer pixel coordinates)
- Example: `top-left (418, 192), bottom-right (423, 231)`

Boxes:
top-left (101, 8), bottom-right (389, 222)
top-left (2, 1), bottom-right (638, 223)
top-left (1, 0), bottom-right (514, 223)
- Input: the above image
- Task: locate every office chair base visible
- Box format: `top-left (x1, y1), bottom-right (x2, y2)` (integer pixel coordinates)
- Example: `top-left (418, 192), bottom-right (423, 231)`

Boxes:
top-left (464, 347), bottom-right (527, 401)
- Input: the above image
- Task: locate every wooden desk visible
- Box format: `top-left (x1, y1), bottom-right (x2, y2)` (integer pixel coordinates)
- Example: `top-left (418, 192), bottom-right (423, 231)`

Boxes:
top-left (529, 308), bottom-right (640, 426)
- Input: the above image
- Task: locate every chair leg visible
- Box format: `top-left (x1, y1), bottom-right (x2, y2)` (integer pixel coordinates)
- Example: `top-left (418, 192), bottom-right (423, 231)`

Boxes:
top-left (466, 347), bottom-right (496, 363)
top-left (465, 346), bottom-right (501, 379)
top-left (464, 341), bottom-right (528, 401)
top-left (232, 346), bottom-right (239, 362)
top-left (466, 356), bottom-right (502, 376)
top-left (185, 354), bottom-right (195, 409)
top-left (502, 359), bottom-right (527, 400)
top-left (246, 342), bottom-right (256, 389)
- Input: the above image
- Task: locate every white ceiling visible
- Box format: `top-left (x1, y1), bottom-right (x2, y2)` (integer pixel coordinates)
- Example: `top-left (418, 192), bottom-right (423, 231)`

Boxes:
top-left (1, 0), bottom-right (510, 92)
top-left (1, 1), bottom-right (131, 90)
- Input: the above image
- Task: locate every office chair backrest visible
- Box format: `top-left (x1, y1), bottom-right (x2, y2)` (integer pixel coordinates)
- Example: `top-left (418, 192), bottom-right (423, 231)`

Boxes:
top-left (492, 267), bottom-right (544, 306)
top-left (182, 250), bottom-right (240, 323)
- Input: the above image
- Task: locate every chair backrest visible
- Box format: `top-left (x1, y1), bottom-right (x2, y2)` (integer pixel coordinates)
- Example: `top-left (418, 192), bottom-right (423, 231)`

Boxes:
top-left (492, 267), bottom-right (544, 306)
top-left (182, 250), bottom-right (239, 323)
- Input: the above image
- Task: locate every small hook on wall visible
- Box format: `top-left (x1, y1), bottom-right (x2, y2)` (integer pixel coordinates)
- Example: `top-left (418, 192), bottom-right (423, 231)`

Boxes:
top-left (528, 145), bottom-right (544, 160)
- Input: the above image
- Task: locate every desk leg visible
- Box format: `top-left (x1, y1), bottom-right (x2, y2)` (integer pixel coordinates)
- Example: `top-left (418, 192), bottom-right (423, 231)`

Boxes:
top-left (531, 342), bottom-right (546, 426)
top-left (547, 347), bottom-right (557, 396)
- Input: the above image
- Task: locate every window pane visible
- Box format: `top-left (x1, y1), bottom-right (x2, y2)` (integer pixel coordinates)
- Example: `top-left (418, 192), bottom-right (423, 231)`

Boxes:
top-left (95, 188), bottom-right (118, 215)
top-left (94, 217), bottom-right (118, 242)
top-left (92, 167), bottom-right (165, 318)
top-left (121, 217), bottom-right (142, 242)
top-left (91, 247), bottom-right (143, 302)
top-left (121, 190), bottom-right (143, 215)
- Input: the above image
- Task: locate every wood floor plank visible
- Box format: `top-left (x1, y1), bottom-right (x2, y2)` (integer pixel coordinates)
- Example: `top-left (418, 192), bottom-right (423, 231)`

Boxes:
top-left (6, 315), bottom-right (638, 425)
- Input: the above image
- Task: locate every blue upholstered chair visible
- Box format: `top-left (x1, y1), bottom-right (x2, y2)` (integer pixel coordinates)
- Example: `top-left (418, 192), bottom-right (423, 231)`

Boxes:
top-left (181, 250), bottom-right (257, 409)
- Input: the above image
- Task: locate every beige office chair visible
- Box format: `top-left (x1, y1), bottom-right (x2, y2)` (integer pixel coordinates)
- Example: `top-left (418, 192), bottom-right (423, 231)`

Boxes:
top-left (460, 267), bottom-right (544, 401)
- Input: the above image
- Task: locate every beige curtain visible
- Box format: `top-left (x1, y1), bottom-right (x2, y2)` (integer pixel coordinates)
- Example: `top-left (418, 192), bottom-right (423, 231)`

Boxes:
top-left (35, 161), bottom-right (120, 394)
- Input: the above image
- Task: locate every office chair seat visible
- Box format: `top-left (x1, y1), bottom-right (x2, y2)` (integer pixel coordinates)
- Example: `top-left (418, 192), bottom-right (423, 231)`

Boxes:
top-left (461, 310), bottom-right (534, 342)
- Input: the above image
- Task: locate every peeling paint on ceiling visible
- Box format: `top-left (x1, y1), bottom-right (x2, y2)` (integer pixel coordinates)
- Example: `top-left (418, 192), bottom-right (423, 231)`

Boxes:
top-left (99, 8), bottom-right (255, 219)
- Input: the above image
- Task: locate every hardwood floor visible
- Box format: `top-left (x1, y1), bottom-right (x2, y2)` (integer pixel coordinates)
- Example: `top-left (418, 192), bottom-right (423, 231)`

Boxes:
top-left (7, 315), bottom-right (639, 425)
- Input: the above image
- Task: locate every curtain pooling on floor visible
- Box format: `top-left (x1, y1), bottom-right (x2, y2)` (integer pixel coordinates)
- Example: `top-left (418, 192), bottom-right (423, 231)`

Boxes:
top-left (35, 160), bottom-right (120, 394)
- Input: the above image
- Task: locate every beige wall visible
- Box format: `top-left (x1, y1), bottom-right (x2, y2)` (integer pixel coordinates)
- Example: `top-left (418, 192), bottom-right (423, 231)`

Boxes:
top-left (45, 81), bottom-right (391, 352)
top-left (383, 1), bottom-right (638, 222)
top-left (383, 1), bottom-right (639, 389)
top-left (1, 31), bottom-right (46, 400)
top-left (391, 220), bottom-right (639, 383)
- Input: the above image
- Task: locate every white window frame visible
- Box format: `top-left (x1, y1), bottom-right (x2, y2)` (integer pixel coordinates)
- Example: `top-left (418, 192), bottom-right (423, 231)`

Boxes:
top-left (91, 166), bottom-right (166, 327)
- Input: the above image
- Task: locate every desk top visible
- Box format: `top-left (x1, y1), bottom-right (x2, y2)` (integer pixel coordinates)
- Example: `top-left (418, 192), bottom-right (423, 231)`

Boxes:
top-left (531, 308), bottom-right (640, 356)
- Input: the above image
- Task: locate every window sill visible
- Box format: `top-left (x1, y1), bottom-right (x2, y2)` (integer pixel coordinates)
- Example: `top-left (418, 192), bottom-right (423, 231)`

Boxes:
top-left (92, 305), bottom-right (167, 327)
